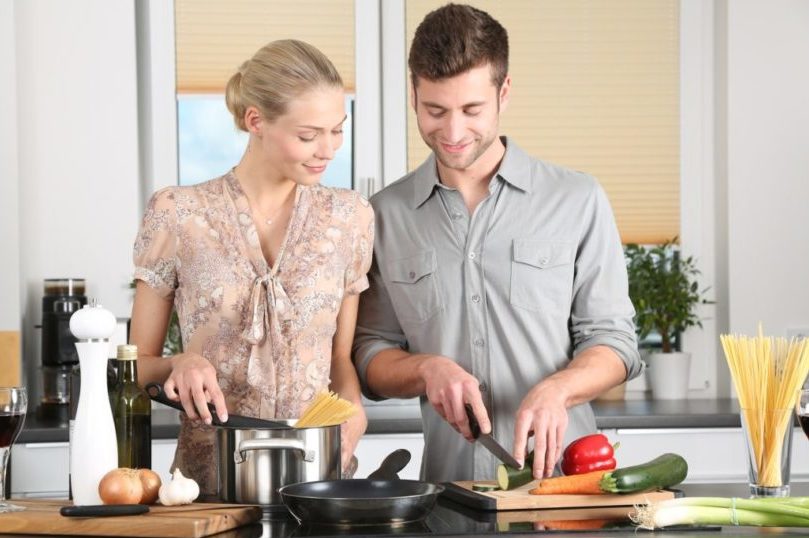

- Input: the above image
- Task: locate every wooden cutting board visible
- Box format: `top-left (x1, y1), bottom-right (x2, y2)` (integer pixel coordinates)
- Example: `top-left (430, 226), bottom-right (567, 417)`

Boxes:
top-left (443, 480), bottom-right (677, 511)
top-left (0, 499), bottom-right (263, 537)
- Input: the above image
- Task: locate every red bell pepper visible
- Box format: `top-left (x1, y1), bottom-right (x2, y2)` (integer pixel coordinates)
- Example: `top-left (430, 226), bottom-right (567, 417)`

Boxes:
top-left (561, 433), bottom-right (618, 476)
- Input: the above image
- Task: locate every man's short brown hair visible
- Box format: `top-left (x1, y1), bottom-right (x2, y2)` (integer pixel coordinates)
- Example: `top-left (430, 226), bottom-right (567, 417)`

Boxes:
top-left (408, 3), bottom-right (509, 89)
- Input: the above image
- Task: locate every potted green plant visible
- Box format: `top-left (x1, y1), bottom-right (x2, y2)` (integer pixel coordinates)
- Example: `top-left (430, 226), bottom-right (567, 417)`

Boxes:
top-left (624, 238), bottom-right (709, 399)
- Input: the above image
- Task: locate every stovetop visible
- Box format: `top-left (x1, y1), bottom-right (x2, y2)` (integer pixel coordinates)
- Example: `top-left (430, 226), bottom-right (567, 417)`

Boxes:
top-left (236, 497), bottom-right (715, 537)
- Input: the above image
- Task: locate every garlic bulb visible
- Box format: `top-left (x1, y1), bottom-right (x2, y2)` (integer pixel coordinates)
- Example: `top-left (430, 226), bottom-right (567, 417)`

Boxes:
top-left (158, 468), bottom-right (200, 506)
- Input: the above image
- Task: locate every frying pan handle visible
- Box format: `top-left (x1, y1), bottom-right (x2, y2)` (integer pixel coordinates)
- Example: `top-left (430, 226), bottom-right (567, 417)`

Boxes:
top-left (146, 382), bottom-right (181, 410)
top-left (235, 438), bottom-right (314, 464)
top-left (145, 381), bottom-right (222, 421)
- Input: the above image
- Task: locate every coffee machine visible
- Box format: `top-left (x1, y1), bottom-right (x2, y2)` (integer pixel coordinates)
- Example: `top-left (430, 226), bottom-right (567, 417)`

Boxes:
top-left (40, 278), bottom-right (87, 405)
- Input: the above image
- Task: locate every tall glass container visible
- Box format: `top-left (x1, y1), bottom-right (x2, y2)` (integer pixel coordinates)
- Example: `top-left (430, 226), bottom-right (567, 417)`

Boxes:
top-left (110, 345), bottom-right (152, 469)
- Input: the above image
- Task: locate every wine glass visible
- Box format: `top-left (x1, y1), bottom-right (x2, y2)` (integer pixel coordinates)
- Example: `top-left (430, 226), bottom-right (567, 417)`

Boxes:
top-left (796, 389), bottom-right (809, 445)
top-left (0, 386), bottom-right (27, 513)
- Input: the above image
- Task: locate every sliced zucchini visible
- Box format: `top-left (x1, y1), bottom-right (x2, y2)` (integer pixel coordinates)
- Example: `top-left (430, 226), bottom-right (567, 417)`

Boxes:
top-left (472, 482), bottom-right (500, 492)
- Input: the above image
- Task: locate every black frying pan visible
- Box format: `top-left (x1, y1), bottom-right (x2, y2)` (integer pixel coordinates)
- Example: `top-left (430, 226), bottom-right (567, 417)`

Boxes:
top-left (146, 382), bottom-right (289, 429)
top-left (279, 449), bottom-right (444, 526)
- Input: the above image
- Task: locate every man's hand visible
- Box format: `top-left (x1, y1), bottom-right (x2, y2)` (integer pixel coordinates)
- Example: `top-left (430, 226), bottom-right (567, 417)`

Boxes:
top-left (418, 356), bottom-right (490, 440)
top-left (164, 352), bottom-right (228, 425)
top-left (513, 381), bottom-right (569, 479)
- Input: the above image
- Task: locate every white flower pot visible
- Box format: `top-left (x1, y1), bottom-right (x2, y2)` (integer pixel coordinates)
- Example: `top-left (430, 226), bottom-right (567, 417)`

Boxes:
top-left (646, 351), bottom-right (691, 400)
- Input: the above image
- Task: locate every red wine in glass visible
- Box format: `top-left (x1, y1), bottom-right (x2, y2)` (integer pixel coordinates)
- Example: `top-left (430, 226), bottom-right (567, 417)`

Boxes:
top-left (0, 413), bottom-right (24, 448)
top-left (800, 415), bottom-right (809, 439)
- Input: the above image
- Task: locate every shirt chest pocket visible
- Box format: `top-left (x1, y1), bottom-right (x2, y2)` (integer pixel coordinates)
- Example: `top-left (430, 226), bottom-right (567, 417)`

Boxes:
top-left (510, 239), bottom-right (575, 315)
top-left (386, 249), bottom-right (442, 323)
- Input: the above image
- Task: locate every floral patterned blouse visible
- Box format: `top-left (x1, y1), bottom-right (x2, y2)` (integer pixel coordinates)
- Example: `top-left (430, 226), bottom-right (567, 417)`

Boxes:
top-left (133, 171), bottom-right (374, 493)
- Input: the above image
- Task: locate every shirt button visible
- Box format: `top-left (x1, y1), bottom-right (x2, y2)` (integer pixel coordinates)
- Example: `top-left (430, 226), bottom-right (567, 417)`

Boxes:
top-left (479, 382), bottom-right (488, 393)
top-left (452, 213), bottom-right (464, 220)
top-left (471, 294), bottom-right (481, 303)
top-left (468, 252), bottom-right (476, 260)
top-left (539, 257), bottom-right (549, 265)
top-left (408, 271), bottom-right (416, 279)
top-left (473, 338), bottom-right (485, 348)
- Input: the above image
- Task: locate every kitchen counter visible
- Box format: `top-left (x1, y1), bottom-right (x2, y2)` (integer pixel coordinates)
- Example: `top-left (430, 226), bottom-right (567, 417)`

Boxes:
top-left (4, 483), bottom-right (809, 537)
top-left (17, 398), bottom-right (744, 444)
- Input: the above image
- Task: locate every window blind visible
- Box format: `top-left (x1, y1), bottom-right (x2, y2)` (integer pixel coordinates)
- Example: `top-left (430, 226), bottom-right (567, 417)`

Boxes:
top-left (174, 0), bottom-right (356, 93)
top-left (405, 0), bottom-right (680, 244)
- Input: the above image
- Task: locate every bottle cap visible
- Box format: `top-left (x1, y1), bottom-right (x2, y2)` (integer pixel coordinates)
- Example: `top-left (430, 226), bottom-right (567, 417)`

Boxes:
top-left (116, 344), bottom-right (138, 361)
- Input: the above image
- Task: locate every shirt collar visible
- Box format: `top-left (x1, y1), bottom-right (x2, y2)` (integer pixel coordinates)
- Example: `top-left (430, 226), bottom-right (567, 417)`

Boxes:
top-left (411, 136), bottom-right (533, 209)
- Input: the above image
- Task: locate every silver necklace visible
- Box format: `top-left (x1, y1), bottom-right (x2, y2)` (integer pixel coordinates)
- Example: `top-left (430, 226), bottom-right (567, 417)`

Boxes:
top-left (256, 188), bottom-right (295, 226)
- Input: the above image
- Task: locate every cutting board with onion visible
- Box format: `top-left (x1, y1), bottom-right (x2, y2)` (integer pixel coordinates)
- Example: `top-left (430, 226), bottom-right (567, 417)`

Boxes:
top-left (0, 500), bottom-right (262, 537)
top-left (443, 480), bottom-right (677, 511)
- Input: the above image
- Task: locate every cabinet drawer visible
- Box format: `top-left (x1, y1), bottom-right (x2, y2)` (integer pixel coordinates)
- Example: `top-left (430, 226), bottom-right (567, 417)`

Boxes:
top-left (11, 442), bottom-right (69, 497)
top-left (601, 428), bottom-right (809, 484)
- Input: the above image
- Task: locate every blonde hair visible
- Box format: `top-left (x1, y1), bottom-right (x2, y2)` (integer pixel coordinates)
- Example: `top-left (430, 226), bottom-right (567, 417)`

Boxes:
top-left (225, 39), bottom-right (343, 131)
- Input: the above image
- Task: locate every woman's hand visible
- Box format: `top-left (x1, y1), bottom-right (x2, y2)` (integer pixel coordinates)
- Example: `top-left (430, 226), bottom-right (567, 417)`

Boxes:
top-left (340, 406), bottom-right (368, 475)
top-left (164, 352), bottom-right (228, 425)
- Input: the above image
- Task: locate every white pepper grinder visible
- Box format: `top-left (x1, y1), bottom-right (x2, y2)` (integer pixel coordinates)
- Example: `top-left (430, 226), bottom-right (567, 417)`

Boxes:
top-left (69, 299), bottom-right (118, 505)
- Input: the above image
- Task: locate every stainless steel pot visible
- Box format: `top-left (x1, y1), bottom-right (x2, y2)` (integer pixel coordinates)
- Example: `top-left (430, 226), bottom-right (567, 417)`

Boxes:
top-left (216, 421), bottom-right (341, 509)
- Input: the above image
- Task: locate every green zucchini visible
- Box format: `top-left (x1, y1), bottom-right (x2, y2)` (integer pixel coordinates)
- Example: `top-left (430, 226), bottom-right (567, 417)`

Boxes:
top-left (599, 453), bottom-right (688, 494)
top-left (496, 451), bottom-right (534, 490)
top-left (472, 482), bottom-right (500, 492)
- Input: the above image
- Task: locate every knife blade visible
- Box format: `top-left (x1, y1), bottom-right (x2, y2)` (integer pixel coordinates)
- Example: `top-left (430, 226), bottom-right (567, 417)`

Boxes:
top-left (464, 404), bottom-right (522, 469)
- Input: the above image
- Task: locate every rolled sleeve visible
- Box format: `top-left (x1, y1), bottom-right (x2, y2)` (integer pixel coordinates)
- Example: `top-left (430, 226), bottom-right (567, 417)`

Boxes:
top-left (352, 255), bottom-right (409, 401)
top-left (570, 183), bottom-right (642, 380)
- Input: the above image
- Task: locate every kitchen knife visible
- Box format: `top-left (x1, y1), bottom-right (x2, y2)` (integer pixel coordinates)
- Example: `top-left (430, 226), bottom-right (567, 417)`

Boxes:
top-left (464, 404), bottom-right (522, 469)
top-left (60, 504), bottom-right (150, 517)
top-left (146, 382), bottom-right (289, 429)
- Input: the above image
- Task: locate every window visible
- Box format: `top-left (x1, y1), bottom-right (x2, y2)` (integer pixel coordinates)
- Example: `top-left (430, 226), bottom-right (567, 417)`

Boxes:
top-left (403, 0), bottom-right (680, 245)
top-left (176, 94), bottom-right (353, 187)
top-left (173, 0), bottom-right (355, 188)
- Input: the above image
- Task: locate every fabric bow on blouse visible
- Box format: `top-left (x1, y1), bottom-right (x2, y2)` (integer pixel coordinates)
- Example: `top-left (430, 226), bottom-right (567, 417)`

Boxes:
top-left (243, 272), bottom-right (295, 390)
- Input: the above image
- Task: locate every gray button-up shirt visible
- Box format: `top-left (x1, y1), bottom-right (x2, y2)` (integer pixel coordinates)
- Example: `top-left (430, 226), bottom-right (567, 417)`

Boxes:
top-left (353, 138), bottom-right (641, 482)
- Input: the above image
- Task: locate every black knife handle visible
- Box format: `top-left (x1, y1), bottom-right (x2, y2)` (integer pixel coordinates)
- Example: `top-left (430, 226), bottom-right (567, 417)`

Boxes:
top-left (464, 404), bottom-right (481, 439)
top-left (60, 504), bottom-right (150, 517)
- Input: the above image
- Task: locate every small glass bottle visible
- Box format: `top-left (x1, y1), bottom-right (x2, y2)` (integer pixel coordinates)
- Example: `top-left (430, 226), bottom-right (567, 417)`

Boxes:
top-left (110, 344), bottom-right (152, 469)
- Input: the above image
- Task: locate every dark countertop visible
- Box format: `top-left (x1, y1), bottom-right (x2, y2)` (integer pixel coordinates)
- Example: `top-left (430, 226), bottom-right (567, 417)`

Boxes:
top-left (592, 397), bottom-right (743, 429)
top-left (17, 398), bottom-right (744, 444)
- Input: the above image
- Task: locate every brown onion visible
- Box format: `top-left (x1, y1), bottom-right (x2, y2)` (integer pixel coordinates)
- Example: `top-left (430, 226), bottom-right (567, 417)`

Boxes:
top-left (98, 468), bottom-right (143, 505)
top-left (137, 469), bottom-right (162, 505)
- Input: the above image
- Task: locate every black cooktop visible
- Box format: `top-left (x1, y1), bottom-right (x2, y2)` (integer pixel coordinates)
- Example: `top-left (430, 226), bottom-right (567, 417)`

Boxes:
top-left (234, 497), bottom-right (717, 538)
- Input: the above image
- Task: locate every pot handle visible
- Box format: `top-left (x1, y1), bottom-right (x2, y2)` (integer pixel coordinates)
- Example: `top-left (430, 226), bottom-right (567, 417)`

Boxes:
top-left (234, 438), bottom-right (315, 464)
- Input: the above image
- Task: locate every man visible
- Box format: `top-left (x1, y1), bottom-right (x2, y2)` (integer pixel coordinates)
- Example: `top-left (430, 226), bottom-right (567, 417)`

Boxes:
top-left (352, 3), bottom-right (642, 483)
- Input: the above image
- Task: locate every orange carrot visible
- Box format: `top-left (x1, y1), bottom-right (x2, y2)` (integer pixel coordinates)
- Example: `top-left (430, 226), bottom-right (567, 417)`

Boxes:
top-left (528, 470), bottom-right (607, 495)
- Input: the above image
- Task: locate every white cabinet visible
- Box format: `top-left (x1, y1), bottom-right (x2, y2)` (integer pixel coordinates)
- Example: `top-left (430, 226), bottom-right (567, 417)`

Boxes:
top-left (151, 439), bottom-right (178, 485)
top-left (11, 440), bottom-right (179, 498)
top-left (600, 427), bottom-right (809, 484)
top-left (11, 442), bottom-right (70, 498)
top-left (353, 433), bottom-right (424, 480)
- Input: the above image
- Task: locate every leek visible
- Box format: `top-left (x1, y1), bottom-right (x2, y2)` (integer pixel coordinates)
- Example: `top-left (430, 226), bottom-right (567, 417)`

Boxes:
top-left (633, 497), bottom-right (809, 529)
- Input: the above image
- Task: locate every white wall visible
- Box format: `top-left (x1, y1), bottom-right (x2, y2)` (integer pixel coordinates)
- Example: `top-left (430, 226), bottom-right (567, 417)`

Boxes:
top-left (0, 2), bottom-right (21, 332)
top-left (724, 1), bottom-right (809, 340)
top-left (14, 0), bottom-right (141, 398)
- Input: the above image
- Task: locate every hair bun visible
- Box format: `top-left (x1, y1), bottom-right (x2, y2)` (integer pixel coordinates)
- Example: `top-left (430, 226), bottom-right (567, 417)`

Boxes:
top-left (225, 67), bottom-right (247, 131)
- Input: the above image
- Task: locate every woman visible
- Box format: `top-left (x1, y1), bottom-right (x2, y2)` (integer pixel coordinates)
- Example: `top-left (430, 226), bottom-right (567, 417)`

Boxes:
top-left (129, 40), bottom-right (373, 493)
